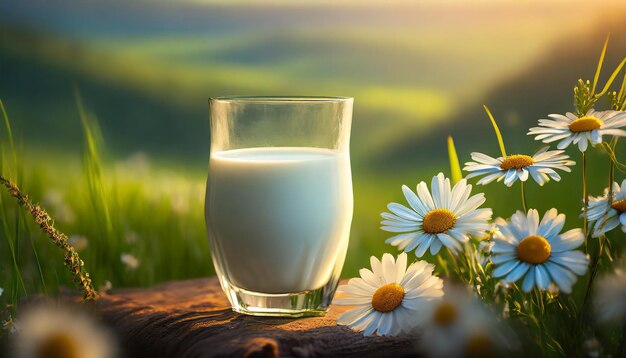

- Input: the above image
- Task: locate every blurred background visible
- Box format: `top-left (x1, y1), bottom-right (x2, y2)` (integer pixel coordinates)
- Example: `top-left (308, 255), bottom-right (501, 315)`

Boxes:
top-left (0, 0), bottom-right (625, 302)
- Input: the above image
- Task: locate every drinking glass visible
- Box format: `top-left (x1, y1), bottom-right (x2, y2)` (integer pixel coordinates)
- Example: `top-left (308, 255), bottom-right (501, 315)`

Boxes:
top-left (206, 96), bottom-right (353, 317)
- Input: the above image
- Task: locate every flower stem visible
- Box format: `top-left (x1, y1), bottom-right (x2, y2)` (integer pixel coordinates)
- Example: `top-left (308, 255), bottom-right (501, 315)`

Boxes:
top-left (582, 151), bottom-right (589, 253)
top-left (447, 248), bottom-right (461, 279)
top-left (520, 181), bottom-right (528, 212)
top-left (582, 234), bottom-right (605, 317)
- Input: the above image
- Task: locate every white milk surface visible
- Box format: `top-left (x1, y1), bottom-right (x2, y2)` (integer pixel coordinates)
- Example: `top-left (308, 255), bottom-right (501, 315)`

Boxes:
top-left (206, 147), bottom-right (353, 294)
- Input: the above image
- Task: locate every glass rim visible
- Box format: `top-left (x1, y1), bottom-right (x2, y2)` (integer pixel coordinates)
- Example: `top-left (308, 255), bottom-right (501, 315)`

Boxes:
top-left (209, 96), bottom-right (353, 104)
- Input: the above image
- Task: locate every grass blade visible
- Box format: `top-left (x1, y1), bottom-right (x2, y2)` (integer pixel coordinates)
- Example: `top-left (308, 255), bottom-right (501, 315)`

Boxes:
top-left (75, 89), bottom-right (113, 238)
top-left (483, 105), bottom-right (507, 158)
top-left (591, 34), bottom-right (610, 94)
top-left (447, 136), bottom-right (462, 184)
top-left (596, 57), bottom-right (626, 97)
top-left (0, 99), bottom-right (18, 180)
top-left (24, 214), bottom-right (47, 295)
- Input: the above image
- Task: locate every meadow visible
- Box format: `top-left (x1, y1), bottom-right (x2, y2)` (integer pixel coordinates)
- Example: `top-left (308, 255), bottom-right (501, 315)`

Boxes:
top-left (1, 3), bottom-right (626, 353)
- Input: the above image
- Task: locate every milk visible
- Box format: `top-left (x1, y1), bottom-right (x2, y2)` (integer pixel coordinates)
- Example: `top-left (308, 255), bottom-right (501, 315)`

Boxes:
top-left (206, 147), bottom-right (353, 294)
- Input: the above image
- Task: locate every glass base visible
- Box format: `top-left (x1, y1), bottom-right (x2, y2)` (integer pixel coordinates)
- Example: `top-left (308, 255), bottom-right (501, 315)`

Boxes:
top-left (219, 277), bottom-right (338, 317)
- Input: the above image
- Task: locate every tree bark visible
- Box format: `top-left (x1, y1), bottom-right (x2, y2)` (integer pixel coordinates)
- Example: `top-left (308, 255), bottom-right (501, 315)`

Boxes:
top-left (97, 277), bottom-right (417, 357)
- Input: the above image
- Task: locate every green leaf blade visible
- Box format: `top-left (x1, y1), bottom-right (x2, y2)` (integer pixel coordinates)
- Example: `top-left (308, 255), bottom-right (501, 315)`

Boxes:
top-left (483, 105), bottom-right (507, 158)
top-left (447, 135), bottom-right (462, 184)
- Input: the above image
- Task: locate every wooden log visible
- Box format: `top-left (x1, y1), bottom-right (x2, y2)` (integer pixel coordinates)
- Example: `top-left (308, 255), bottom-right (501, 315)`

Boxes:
top-left (97, 277), bottom-right (417, 357)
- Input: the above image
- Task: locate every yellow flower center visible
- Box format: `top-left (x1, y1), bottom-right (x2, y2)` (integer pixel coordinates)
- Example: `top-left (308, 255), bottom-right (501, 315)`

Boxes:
top-left (568, 116), bottom-right (603, 133)
top-left (371, 283), bottom-right (405, 312)
top-left (37, 333), bottom-right (79, 358)
top-left (465, 334), bottom-right (494, 358)
top-left (422, 208), bottom-right (456, 234)
top-left (517, 235), bottom-right (551, 264)
top-left (432, 302), bottom-right (457, 326)
top-left (611, 198), bottom-right (626, 213)
top-left (499, 155), bottom-right (534, 170)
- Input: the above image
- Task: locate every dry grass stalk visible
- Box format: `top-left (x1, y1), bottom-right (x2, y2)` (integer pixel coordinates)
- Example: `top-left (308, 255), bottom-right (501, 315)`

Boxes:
top-left (0, 175), bottom-right (98, 301)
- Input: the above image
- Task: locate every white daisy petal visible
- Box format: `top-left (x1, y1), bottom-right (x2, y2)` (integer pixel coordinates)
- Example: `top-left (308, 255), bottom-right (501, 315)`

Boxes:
top-left (370, 256), bottom-right (383, 277)
top-left (476, 171), bottom-right (505, 185)
top-left (333, 296), bottom-right (373, 306)
top-left (493, 260), bottom-right (520, 278)
top-left (363, 312), bottom-right (382, 336)
top-left (527, 209), bottom-right (540, 235)
top-left (491, 253), bottom-right (517, 264)
top-left (504, 262), bottom-right (530, 283)
top-left (360, 268), bottom-right (382, 287)
top-left (382, 253), bottom-right (397, 284)
top-left (551, 229), bottom-right (584, 252)
top-left (417, 181), bottom-right (436, 210)
top-left (402, 185), bottom-right (429, 216)
top-left (519, 169), bottom-right (529, 181)
top-left (403, 233), bottom-right (427, 252)
top-left (550, 251), bottom-right (589, 275)
top-left (491, 240), bottom-right (517, 254)
top-left (415, 235), bottom-right (435, 257)
top-left (522, 268), bottom-right (536, 292)
top-left (600, 128), bottom-right (626, 137)
top-left (503, 169), bottom-right (518, 187)
top-left (387, 203), bottom-right (421, 221)
top-left (343, 278), bottom-right (377, 294)
top-left (437, 233), bottom-right (462, 253)
top-left (470, 152), bottom-right (501, 164)
top-left (535, 265), bottom-right (551, 290)
top-left (429, 239), bottom-right (443, 255)
top-left (395, 253), bottom-right (407, 282)
top-left (543, 261), bottom-right (576, 294)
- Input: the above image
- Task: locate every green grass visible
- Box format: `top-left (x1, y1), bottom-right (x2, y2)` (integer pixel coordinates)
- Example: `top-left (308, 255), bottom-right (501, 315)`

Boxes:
top-left (2, 85), bottom-right (626, 356)
top-left (1, 3), bottom-right (626, 353)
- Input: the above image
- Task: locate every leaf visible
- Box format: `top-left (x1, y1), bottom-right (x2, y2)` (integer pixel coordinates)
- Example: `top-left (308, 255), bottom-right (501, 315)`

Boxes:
top-left (591, 34), bottom-right (610, 94)
top-left (447, 136), bottom-right (462, 184)
top-left (0, 99), bottom-right (15, 150)
top-left (483, 105), bottom-right (507, 157)
top-left (618, 68), bottom-right (626, 100)
top-left (602, 142), bottom-right (626, 173)
top-left (595, 56), bottom-right (626, 97)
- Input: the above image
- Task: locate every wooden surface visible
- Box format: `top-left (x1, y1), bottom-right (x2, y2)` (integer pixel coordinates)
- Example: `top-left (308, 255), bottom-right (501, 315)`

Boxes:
top-left (97, 277), bottom-right (417, 357)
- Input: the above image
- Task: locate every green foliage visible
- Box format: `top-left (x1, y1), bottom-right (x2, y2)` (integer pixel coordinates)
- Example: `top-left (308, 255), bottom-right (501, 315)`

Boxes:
top-left (483, 105), bottom-right (507, 158)
top-left (574, 36), bottom-right (626, 115)
top-left (447, 136), bottom-right (462, 184)
top-left (608, 70), bottom-right (626, 111)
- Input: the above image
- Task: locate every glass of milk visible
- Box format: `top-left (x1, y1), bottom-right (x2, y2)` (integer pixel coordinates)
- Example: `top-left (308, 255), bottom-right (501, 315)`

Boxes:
top-left (206, 96), bottom-right (353, 317)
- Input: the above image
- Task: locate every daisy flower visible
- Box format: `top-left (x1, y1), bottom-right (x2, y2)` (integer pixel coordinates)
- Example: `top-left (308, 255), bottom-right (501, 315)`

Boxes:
top-left (11, 303), bottom-right (116, 358)
top-left (474, 240), bottom-right (494, 269)
top-left (417, 284), bottom-right (515, 357)
top-left (334, 252), bottom-right (443, 336)
top-left (491, 209), bottom-right (589, 293)
top-left (121, 253), bottom-right (140, 270)
top-left (528, 109), bottom-right (626, 152)
top-left (463, 147), bottom-right (575, 187)
top-left (2, 317), bottom-right (18, 334)
top-left (594, 264), bottom-right (626, 324)
top-left (585, 179), bottom-right (626, 237)
top-left (381, 173), bottom-right (492, 257)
